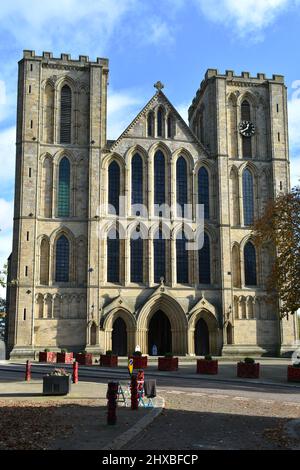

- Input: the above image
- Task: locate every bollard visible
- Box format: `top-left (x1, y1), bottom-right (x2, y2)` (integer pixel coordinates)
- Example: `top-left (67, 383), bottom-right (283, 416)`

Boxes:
top-left (131, 374), bottom-right (138, 410)
top-left (137, 369), bottom-right (144, 398)
top-left (107, 382), bottom-right (118, 425)
top-left (25, 360), bottom-right (31, 382)
top-left (72, 361), bottom-right (79, 384)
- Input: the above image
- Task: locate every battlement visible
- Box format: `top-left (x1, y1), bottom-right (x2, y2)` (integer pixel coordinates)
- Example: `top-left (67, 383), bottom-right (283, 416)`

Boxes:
top-left (189, 69), bottom-right (285, 120)
top-left (22, 50), bottom-right (109, 68)
top-left (204, 68), bottom-right (284, 83)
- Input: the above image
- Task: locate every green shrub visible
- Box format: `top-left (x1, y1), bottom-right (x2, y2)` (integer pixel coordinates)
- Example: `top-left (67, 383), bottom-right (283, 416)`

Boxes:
top-left (244, 357), bottom-right (255, 364)
top-left (204, 355), bottom-right (213, 361)
top-left (293, 362), bottom-right (300, 368)
top-left (165, 352), bottom-right (174, 358)
top-left (106, 350), bottom-right (113, 356)
top-left (60, 349), bottom-right (68, 353)
top-left (44, 348), bottom-right (50, 352)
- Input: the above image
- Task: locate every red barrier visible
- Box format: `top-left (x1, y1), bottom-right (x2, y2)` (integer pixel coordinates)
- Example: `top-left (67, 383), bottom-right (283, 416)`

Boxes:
top-left (131, 374), bottom-right (138, 410)
top-left (107, 382), bottom-right (118, 425)
top-left (72, 361), bottom-right (79, 384)
top-left (25, 360), bottom-right (31, 382)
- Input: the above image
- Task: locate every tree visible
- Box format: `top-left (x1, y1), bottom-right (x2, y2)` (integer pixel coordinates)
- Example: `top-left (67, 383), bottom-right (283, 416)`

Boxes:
top-left (254, 186), bottom-right (300, 319)
top-left (0, 264), bottom-right (7, 289)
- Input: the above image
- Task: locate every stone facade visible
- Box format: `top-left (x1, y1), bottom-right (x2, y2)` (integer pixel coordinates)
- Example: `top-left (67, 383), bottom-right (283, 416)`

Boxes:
top-left (6, 52), bottom-right (298, 359)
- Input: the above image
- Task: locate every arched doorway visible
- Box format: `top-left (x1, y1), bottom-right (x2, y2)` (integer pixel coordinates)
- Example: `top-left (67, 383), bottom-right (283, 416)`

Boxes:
top-left (112, 317), bottom-right (127, 356)
top-left (148, 310), bottom-right (172, 355)
top-left (195, 318), bottom-right (210, 356)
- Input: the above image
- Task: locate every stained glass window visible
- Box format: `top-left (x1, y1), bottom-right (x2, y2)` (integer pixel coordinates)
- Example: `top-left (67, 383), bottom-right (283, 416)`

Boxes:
top-left (131, 235), bottom-right (143, 283)
top-left (198, 167), bottom-right (210, 220)
top-left (244, 242), bottom-right (257, 286)
top-left (243, 169), bottom-right (254, 225)
top-left (199, 233), bottom-right (211, 284)
top-left (176, 230), bottom-right (189, 284)
top-left (176, 157), bottom-right (188, 217)
top-left (55, 235), bottom-right (69, 282)
top-left (157, 107), bottom-right (164, 137)
top-left (131, 154), bottom-right (143, 205)
top-left (154, 151), bottom-right (165, 206)
top-left (148, 112), bottom-right (154, 137)
top-left (107, 229), bottom-right (120, 283)
top-left (108, 161), bottom-right (120, 215)
top-left (58, 157), bottom-right (70, 217)
top-left (60, 85), bottom-right (72, 144)
top-left (154, 229), bottom-right (166, 283)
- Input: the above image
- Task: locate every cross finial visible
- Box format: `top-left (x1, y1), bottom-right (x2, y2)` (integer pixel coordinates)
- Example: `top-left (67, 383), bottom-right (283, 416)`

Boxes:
top-left (154, 81), bottom-right (164, 91)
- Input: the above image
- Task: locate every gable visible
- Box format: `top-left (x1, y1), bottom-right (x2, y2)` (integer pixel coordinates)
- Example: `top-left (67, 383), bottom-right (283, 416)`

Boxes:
top-left (109, 90), bottom-right (209, 156)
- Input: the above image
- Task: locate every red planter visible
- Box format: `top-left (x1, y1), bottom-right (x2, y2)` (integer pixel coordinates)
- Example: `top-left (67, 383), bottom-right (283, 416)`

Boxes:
top-left (158, 357), bottom-right (178, 371)
top-left (237, 362), bottom-right (260, 379)
top-left (56, 352), bottom-right (74, 364)
top-left (287, 365), bottom-right (300, 382)
top-left (75, 353), bottom-right (93, 366)
top-left (197, 359), bottom-right (218, 375)
top-left (100, 355), bottom-right (118, 367)
top-left (130, 356), bottom-right (148, 369)
top-left (39, 351), bottom-right (56, 363)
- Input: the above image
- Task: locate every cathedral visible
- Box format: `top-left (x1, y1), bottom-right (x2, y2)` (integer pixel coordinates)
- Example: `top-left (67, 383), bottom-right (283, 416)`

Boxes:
top-left (6, 50), bottom-right (298, 359)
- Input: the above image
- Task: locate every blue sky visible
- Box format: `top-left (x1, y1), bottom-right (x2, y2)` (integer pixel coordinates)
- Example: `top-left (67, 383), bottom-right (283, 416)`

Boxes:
top-left (0, 0), bottom-right (300, 296)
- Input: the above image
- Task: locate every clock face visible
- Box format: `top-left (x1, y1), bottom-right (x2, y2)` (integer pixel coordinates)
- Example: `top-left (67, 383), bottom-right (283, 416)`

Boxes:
top-left (239, 120), bottom-right (255, 137)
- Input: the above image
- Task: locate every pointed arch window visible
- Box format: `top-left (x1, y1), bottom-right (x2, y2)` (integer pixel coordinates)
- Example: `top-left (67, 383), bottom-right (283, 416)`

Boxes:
top-left (176, 157), bottom-right (188, 217)
top-left (244, 242), bottom-right (257, 286)
top-left (157, 107), bottom-right (164, 137)
top-left (199, 233), bottom-right (211, 284)
top-left (176, 230), bottom-right (189, 284)
top-left (147, 112), bottom-right (154, 137)
top-left (108, 161), bottom-right (120, 215)
top-left (131, 154), bottom-right (143, 206)
top-left (130, 228), bottom-right (143, 283)
top-left (60, 85), bottom-right (72, 144)
top-left (198, 167), bottom-right (210, 220)
top-left (107, 228), bottom-right (120, 283)
top-left (154, 229), bottom-right (166, 283)
top-left (55, 235), bottom-right (70, 282)
top-left (154, 150), bottom-right (165, 206)
top-left (58, 157), bottom-right (70, 217)
top-left (243, 168), bottom-right (254, 225)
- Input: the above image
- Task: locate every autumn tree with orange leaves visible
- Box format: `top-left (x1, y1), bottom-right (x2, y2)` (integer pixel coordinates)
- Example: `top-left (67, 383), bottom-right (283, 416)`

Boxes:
top-left (254, 186), bottom-right (300, 319)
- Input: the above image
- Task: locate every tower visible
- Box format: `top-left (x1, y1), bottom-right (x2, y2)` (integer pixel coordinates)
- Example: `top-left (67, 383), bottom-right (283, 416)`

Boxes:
top-left (189, 69), bottom-right (297, 355)
top-left (7, 51), bottom-right (109, 358)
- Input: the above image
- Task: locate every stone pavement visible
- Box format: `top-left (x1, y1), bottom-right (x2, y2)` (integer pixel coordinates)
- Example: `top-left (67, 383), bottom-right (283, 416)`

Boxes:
top-left (0, 379), bottom-right (163, 450)
top-left (124, 388), bottom-right (300, 450)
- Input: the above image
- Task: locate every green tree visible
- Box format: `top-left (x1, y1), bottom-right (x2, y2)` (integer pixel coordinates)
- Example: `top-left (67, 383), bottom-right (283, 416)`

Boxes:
top-left (254, 186), bottom-right (300, 319)
top-left (0, 264), bottom-right (7, 289)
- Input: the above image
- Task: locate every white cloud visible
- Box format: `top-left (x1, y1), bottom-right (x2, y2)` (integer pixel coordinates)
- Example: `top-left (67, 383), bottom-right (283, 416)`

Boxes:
top-left (288, 81), bottom-right (300, 149)
top-left (0, 232), bottom-right (12, 299)
top-left (0, 0), bottom-right (137, 53)
top-left (194, 0), bottom-right (294, 37)
top-left (0, 127), bottom-right (16, 184)
top-left (290, 156), bottom-right (300, 187)
top-left (0, 199), bottom-right (14, 232)
top-left (107, 88), bottom-right (145, 139)
top-left (0, 81), bottom-right (5, 106)
top-left (288, 81), bottom-right (300, 187)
